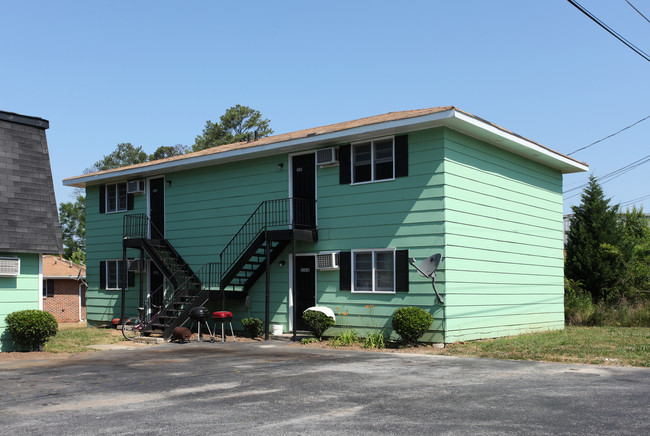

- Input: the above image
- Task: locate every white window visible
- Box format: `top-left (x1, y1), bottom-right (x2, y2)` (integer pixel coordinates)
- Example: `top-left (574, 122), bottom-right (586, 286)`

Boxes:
top-left (0, 257), bottom-right (20, 276)
top-left (352, 137), bottom-right (394, 183)
top-left (352, 249), bottom-right (395, 293)
top-left (106, 260), bottom-right (127, 290)
top-left (106, 182), bottom-right (128, 213)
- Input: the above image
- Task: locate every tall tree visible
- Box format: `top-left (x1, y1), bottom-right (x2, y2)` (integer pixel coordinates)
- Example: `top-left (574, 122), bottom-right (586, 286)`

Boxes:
top-left (59, 195), bottom-right (86, 264)
top-left (617, 207), bottom-right (650, 302)
top-left (565, 176), bottom-right (624, 302)
top-left (149, 144), bottom-right (190, 161)
top-left (90, 142), bottom-right (148, 172)
top-left (193, 105), bottom-right (273, 151)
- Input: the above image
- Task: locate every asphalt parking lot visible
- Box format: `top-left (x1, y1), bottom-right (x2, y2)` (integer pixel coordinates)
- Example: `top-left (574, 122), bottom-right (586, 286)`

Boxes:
top-left (0, 341), bottom-right (648, 435)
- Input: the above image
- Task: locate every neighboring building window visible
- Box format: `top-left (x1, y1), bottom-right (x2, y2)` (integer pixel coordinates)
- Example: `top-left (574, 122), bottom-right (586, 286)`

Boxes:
top-left (105, 260), bottom-right (126, 290)
top-left (352, 137), bottom-right (394, 183)
top-left (352, 249), bottom-right (395, 293)
top-left (0, 257), bottom-right (20, 276)
top-left (43, 279), bottom-right (54, 298)
top-left (106, 182), bottom-right (128, 213)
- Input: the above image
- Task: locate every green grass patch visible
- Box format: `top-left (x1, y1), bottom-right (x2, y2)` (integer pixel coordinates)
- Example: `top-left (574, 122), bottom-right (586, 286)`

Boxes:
top-left (441, 327), bottom-right (650, 367)
top-left (43, 323), bottom-right (125, 353)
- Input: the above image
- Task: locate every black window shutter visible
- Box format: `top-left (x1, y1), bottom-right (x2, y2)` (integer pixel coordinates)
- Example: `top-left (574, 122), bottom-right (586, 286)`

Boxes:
top-left (339, 144), bottom-right (351, 184)
top-left (395, 135), bottom-right (408, 178)
top-left (339, 251), bottom-right (351, 291)
top-left (127, 193), bottom-right (135, 210)
top-left (99, 261), bottom-right (106, 289)
top-left (128, 270), bottom-right (135, 288)
top-left (395, 249), bottom-right (409, 292)
top-left (99, 185), bottom-right (106, 214)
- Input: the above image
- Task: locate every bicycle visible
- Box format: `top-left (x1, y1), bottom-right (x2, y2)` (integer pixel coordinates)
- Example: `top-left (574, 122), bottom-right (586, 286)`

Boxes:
top-left (122, 304), bottom-right (162, 340)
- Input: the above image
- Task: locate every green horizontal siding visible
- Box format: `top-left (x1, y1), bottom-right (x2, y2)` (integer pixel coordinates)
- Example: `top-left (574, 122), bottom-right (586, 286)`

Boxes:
top-left (85, 156), bottom-right (291, 324)
top-left (85, 184), bottom-right (146, 324)
top-left (312, 128), bottom-right (446, 342)
top-left (442, 128), bottom-right (565, 342)
top-left (0, 253), bottom-right (40, 351)
top-left (82, 125), bottom-right (569, 344)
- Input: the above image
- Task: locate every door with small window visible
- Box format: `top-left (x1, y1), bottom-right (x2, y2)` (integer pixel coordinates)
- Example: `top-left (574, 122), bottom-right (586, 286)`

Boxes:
top-left (149, 177), bottom-right (165, 239)
top-left (295, 256), bottom-right (316, 331)
top-left (291, 153), bottom-right (316, 228)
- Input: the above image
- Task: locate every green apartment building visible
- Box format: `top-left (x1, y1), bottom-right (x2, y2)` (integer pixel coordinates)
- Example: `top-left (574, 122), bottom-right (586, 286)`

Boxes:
top-left (64, 107), bottom-right (588, 343)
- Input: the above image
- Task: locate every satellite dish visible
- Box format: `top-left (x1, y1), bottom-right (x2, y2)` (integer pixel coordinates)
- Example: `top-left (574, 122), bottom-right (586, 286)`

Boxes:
top-left (409, 254), bottom-right (444, 305)
top-left (410, 254), bottom-right (442, 278)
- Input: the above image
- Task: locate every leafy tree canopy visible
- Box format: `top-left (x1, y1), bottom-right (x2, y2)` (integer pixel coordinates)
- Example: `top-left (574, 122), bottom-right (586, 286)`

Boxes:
top-left (59, 195), bottom-right (86, 264)
top-left (149, 144), bottom-right (190, 161)
top-left (193, 105), bottom-right (273, 152)
top-left (90, 143), bottom-right (148, 172)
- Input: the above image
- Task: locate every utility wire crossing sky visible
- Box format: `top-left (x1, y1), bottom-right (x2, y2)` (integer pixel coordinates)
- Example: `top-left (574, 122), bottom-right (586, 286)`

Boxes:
top-left (1, 1), bottom-right (649, 214)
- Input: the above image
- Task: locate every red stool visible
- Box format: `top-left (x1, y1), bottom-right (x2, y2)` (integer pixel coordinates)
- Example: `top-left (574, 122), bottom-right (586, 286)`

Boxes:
top-left (212, 311), bottom-right (235, 343)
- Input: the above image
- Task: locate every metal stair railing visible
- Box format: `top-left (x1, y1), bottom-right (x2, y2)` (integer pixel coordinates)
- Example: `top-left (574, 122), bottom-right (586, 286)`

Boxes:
top-left (123, 214), bottom-right (196, 287)
top-left (123, 213), bottom-right (150, 240)
top-left (157, 261), bottom-right (220, 339)
top-left (218, 197), bottom-right (313, 288)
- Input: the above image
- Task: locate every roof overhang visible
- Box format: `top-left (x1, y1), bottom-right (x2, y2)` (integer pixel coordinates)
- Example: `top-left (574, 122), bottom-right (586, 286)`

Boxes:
top-left (43, 275), bottom-right (86, 280)
top-left (63, 107), bottom-right (588, 188)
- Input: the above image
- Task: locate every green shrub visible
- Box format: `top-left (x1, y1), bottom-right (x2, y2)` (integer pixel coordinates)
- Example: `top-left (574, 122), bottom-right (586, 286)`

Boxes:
top-left (302, 310), bottom-right (335, 339)
top-left (240, 317), bottom-right (264, 338)
top-left (391, 307), bottom-right (433, 346)
top-left (587, 300), bottom-right (650, 327)
top-left (6, 310), bottom-right (58, 351)
top-left (301, 337), bottom-right (320, 344)
top-left (564, 278), bottom-right (594, 325)
top-left (363, 331), bottom-right (386, 349)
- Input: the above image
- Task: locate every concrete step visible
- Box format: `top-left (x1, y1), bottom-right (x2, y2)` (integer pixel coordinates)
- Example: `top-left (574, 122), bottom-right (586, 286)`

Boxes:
top-left (134, 336), bottom-right (166, 345)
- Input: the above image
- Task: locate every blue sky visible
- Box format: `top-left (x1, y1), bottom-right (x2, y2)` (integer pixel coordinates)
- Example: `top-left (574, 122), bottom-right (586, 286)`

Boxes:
top-left (2, 1), bottom-right (649, 214)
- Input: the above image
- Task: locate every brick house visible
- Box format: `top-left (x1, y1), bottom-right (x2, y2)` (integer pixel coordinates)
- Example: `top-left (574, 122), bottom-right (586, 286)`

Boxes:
top-left (42, 255), bottom-right (86, 323)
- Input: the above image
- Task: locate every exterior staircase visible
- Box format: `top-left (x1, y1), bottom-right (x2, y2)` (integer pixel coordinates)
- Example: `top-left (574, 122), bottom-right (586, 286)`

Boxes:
top-left (122, 198), bottom-right (317, 340)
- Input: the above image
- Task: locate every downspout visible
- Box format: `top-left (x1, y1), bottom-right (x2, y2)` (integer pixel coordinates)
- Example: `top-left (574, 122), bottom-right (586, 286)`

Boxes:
top-left (38, 253), bottom-right (44, 311)
top-left (121, 245), bottom-right (127, 323)
top-left (139, 248), bottom-right (144, 310)
top-left (264, 229), bottom-right (270, 340)
top-left (78, 283), bottom-right (82, 322)
top-left (292, 236), bottom-right (297, 342)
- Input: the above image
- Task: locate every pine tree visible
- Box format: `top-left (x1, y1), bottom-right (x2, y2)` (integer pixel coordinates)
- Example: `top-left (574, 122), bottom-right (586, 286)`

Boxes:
top-left (193, 105), bottom-right (273, 151)
top-left (565, 176), bottom-right (623, 302)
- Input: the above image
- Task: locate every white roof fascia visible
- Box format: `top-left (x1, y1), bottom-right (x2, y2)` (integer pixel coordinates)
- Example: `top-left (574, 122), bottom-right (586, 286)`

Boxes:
top-left (43, 275), bottom-right (85, 280)
top-left (64, 107), bottom-right (586, 186)
top-left (63, 109), bottom-right (457, 188)
top-left (450, 110), bottom-right (588, 174)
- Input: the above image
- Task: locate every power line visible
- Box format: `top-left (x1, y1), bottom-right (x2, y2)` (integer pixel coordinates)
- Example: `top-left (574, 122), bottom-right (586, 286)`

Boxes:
top-left (564, 153), bottom-right (650, 199)
top-left (567, 114), bottom-right (650, 155)
top-left (625, 0), bottom-right (650, 25)
top-left (619, 193), bottom-right (650, 209)
top-left (567, 0), bottom-right (650, 63)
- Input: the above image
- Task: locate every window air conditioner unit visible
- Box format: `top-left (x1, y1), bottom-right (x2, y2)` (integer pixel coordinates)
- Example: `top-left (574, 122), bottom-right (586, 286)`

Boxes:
top-left (0, 257), bottom-right (20, 276)
top-left (127, 180), bottom-right (145, 194)
top-left (128, 259), bottom-right (146, 272)
top-left (316, 148), bottom-right (338, 166)
top-left (316, 252), bottom-right (340, 270)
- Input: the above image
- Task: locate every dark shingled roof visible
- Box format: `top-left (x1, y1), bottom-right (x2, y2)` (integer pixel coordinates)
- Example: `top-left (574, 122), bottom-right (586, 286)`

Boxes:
top-left (0, 110), bottom-right (63, 254)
